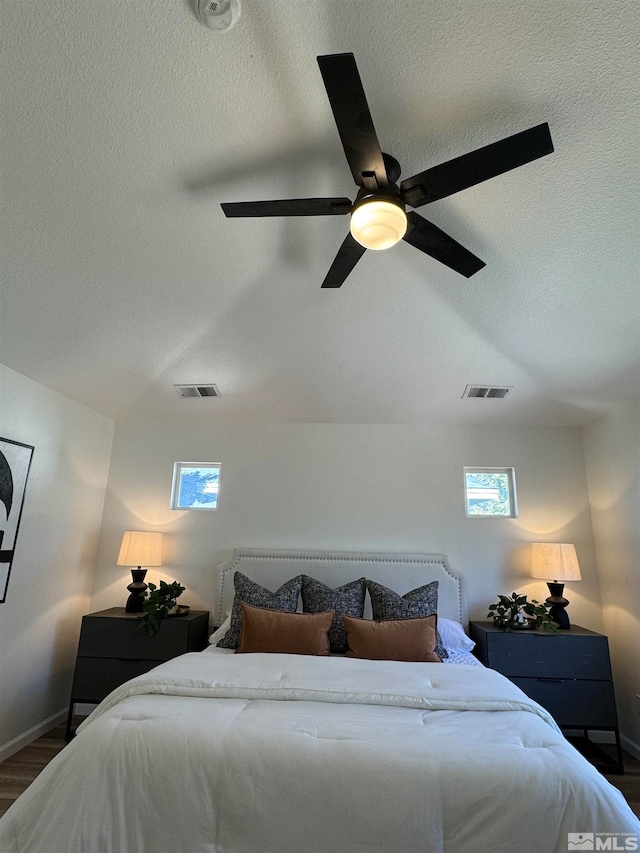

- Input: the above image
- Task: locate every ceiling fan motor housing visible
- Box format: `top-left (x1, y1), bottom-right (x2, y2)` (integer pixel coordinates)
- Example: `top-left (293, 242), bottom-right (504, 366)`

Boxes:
top-left (382, 153), bottom-right (402, 184)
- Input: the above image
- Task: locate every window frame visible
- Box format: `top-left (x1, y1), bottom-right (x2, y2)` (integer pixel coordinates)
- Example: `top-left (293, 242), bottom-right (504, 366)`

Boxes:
top-left (463, 466), bottom-right (518, 518)
top-left (170, 462), bottom-right (221, 511)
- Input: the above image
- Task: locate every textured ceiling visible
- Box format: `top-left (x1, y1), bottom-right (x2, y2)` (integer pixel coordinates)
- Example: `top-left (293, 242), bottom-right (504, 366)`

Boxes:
top-left (0, 0), bottom-right (638, 426)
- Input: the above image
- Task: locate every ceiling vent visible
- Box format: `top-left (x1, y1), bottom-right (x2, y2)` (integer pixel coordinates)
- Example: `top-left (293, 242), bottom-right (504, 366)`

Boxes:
top-left (462, 385), bottom-right (512, 399)
top-left (174, 384), bottom-right (221, 398)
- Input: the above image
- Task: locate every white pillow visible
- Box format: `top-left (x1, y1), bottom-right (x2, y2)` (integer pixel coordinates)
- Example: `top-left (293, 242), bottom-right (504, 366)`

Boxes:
top-left (208, 613), bottom-right (231, 645)
top-left (438, 618), bottom-right (475, 652)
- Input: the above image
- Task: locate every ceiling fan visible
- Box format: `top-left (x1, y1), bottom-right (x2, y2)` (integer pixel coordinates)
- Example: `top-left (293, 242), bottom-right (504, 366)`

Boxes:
top-left (221, 52), bottom-right (554, 288)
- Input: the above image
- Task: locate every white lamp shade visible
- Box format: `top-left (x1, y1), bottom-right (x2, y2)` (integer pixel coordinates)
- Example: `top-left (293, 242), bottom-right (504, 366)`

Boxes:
top-left (531, 543), bottom-right (581, 581)
top-left (350, 199), bottom-right (407, 250)
top-left (117, 531), bottom-right (163, 567)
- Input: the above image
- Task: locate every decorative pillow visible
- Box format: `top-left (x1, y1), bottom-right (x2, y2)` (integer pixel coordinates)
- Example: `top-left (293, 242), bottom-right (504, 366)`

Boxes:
top-left (208, 612), bottom-right (231, 646)
top-left (217, 572), bottom-right (303, 649)
top-left (366, 579), bottom-right (448, 659)
top-left (236, 603), bottom-right (334, 655)
top-left (438, 617), bottom-right (475, 652)
top-left (301, 575), bottom-right (367, 653)
top-left (342, 614), bottom-right (442, 662)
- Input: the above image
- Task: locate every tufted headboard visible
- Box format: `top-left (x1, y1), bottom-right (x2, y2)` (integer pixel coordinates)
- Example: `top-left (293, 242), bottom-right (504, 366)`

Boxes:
top-left (213, 548), bottom-right (466, 628)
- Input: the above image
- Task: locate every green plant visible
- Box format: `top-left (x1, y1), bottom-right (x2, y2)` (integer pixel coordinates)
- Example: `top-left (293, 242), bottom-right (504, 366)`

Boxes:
top-left (139, 580), bottom-right (185, 637)
top-left (487, 592), bottom-right (559, 633)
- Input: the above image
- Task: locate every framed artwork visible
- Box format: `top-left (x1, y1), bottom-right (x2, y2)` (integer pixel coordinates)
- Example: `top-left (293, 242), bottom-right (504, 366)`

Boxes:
top-left (0, 437), bottom-right (35, 602)
top-left (170, 462), bottom-right (221, 510)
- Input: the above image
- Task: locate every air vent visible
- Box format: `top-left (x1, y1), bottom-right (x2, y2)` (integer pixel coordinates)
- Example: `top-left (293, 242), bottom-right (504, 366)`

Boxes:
top-left (174, 384), bottom-right (221, 398)
top-left (462, 385), bottom-right (512, 399)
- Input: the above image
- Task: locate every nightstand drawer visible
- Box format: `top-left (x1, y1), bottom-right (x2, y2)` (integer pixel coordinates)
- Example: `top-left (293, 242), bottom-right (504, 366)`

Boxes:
top-left (77, 610), bottom-right (209, 660)
top-left (511, 677), bottom-right (618, 728)
top-left (71, 657), bottom-right (161, 703)
top-left (480, 632), bottom-right (612, 680)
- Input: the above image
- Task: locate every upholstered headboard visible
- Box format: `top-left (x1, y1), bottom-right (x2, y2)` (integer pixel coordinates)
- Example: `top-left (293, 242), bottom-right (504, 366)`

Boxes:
top-left (214, 549), bottom-right (466, 628)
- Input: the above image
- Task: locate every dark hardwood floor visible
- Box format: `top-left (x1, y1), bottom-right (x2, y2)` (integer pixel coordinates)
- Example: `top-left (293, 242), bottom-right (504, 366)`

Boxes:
top-left (0, 723), bottom-right (72, 818)
top-left (604, 758), bottom-right (640, 820)
top-left (1, 722), bottom-right (639, 820)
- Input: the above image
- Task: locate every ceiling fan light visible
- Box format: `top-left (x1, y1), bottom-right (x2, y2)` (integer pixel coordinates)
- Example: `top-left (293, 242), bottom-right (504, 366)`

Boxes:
top-left (350, 199), bottom-right (407, 250)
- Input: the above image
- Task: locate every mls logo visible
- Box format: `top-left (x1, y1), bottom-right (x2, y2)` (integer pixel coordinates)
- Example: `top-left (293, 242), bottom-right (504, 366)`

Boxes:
top-left (568, 833), bottom-right (640, 851)
top-left (568, 836), bottom-right (595, 851)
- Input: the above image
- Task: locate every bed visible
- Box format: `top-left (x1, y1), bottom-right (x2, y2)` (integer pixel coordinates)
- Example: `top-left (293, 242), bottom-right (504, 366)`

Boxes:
top-left (1, 548), bottom-right (638, 853)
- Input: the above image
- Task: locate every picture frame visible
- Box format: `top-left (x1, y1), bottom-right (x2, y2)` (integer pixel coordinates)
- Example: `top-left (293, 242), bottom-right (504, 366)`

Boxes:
top-left (0, 436), bottom-right (35, 602)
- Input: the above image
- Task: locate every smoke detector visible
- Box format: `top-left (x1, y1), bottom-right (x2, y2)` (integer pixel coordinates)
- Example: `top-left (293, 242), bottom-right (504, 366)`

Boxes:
top-left (195, 0), bottom-right (241, 32)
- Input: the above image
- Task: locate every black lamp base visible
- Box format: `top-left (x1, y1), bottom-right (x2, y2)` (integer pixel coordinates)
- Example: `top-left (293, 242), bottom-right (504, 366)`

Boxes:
top-left (545, 581), bottom-right (570, 630)
top-left (125, 568), bottom-right (148, 613)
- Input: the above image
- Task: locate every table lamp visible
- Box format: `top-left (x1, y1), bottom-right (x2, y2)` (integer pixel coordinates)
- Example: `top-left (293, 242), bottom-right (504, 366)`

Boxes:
top-left (116, 531), bottom-right (163, 613)
top-left (531, 543), bottom-right (581, 630)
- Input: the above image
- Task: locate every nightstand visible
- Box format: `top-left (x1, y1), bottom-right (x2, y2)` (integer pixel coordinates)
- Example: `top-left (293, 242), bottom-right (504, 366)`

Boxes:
top-left (66, 607), bottom-right (209, 740)
top-left (469, 621), bottom-right (623, 774)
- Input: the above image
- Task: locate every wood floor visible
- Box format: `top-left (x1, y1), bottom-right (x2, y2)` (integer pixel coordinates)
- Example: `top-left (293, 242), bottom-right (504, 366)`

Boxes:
top-left (0, 723), bottom-right (71, 818)
top-left (1, 722), bottom-right (639, 820)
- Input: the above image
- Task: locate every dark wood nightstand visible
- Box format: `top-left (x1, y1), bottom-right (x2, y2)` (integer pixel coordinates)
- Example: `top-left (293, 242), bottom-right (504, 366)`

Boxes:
top-left (469, 620), bottom-right (623, 774)
top-left (66, 607), bottom-right (209, 740)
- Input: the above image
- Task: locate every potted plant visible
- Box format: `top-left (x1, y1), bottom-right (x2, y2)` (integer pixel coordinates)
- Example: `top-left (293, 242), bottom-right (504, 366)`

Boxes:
top-left (138, 580), bottom-right (186, 637)
top-left (487, 592), bottom-right (558, 633)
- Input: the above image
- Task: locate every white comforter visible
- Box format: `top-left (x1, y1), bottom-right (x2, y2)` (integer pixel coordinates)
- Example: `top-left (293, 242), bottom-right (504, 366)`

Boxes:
top-left (1, 652), bottom-right (638, 853)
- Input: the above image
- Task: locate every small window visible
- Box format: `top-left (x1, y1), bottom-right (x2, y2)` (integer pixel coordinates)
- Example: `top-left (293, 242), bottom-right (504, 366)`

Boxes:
top-left (463, 467), bottom-right (517, 518)
top-left (171, 462), bottom-right (221, 510)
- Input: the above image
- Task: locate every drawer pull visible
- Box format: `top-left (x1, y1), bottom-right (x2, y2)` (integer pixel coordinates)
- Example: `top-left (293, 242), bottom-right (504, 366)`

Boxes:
top-left (537, 677), bottom-right (563, 683)
top-left (118, 657), bottom-right (142, 663)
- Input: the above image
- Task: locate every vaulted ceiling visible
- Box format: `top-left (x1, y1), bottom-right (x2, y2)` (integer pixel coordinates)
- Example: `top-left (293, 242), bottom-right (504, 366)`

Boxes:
top-left (1, 0), bottom-right (638, 425)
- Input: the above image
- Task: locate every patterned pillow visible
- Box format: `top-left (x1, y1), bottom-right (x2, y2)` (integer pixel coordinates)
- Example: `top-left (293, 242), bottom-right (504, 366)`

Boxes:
top-left (301, 576), bottom-right (367, 653)
top-left (366, 579), bottom-right (448, 659)
top-left (216, 572), bottom-right (303, 649)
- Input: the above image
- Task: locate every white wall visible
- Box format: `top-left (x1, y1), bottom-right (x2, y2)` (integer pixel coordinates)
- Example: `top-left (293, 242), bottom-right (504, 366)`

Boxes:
top-left (2, 366), bottom-right (635, 756)
top-left (0, 364), bottom-right (114, 759)
top-left (583, 399), bottom-right (640, 757)
top-left (91, 420), bottom-right (603, 635)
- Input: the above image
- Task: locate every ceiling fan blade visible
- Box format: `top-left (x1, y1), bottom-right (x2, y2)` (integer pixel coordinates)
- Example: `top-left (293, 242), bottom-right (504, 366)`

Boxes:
top-left (221, 198), bottom-right (352, 218)
top-left (403, 212), bottom-right (485, 278)
top-left (321, 232), bottom-right (367, 288)
top-left (401, 123), bottom-right (553, 208)
top-left (317, 53), bottom-right (388, 189)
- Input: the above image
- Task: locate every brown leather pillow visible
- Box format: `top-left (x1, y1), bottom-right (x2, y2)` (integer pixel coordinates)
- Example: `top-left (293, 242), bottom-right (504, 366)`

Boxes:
top-left (342, 614), bottom-right (443, 662)
top-left (236, 602), bottom-right (335, 655)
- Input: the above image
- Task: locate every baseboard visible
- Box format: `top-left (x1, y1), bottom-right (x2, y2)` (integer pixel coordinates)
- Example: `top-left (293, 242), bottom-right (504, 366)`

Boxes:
top-left (621, 733), bottom-right (640, 761)
top-left (0, 708), bottom-right (67, 763)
